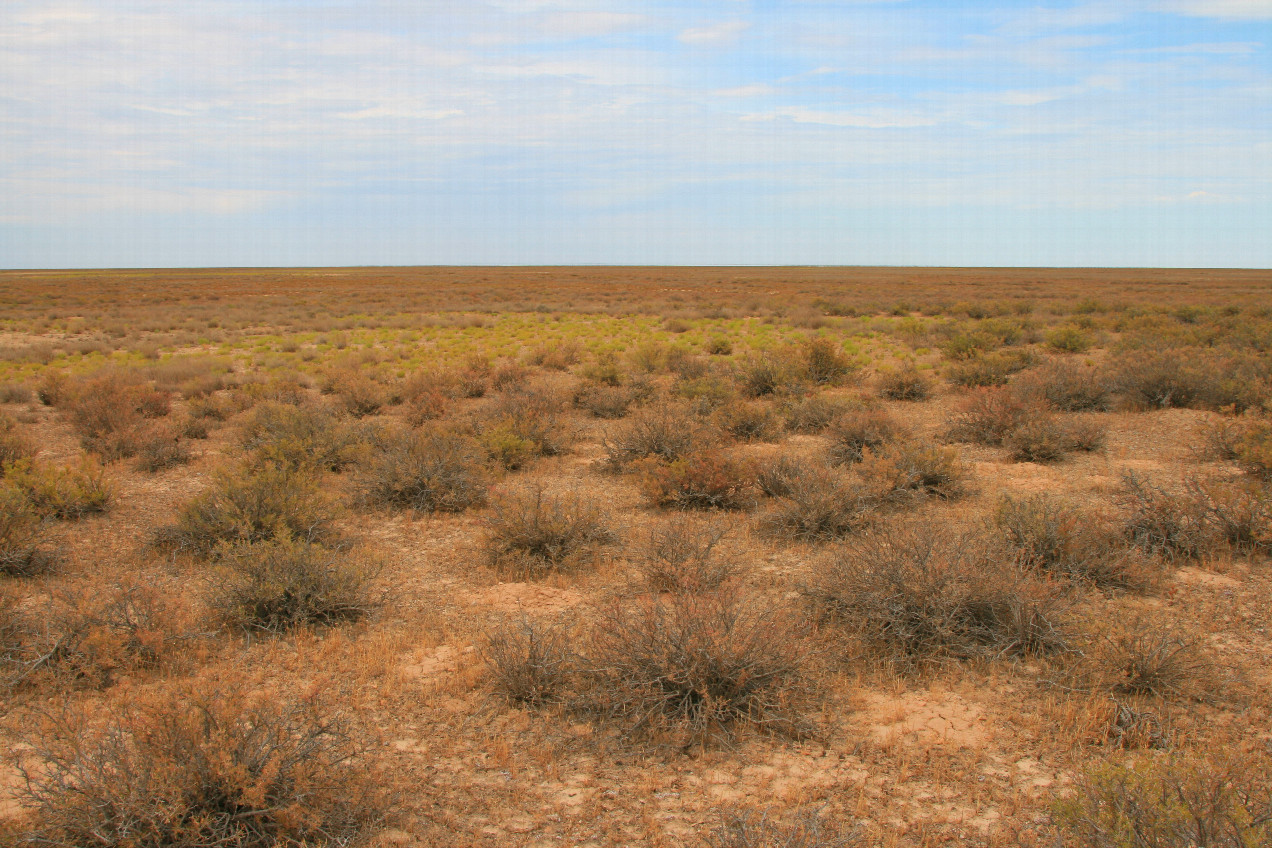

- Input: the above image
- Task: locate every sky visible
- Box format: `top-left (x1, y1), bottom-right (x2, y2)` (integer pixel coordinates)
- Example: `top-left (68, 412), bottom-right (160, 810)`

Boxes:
top-left (1, 0), bottom-right (1270, 268)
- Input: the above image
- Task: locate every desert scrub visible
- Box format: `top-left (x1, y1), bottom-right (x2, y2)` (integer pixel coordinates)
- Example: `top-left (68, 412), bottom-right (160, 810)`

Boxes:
top-left (1108, 349), bottom-right (1202, 409)
top-left (1182, 476), bottom-right (1272, 553)
top-left (801, 336), bottom-right (860, 385)
top-left (994, 494), bottom-right (1151, 589)
top-left (0, 411), bottom-right (36, 468)
top-left (1234, 418), bottom-right (1272, 479)
top-left (4, 458), bottom-right (114, 519)
top-left (759, 466), bottom-right (876, 542)
top-left (573, 377), bottom-right (653, 419)
top-left (321, 367), bottom-right (387, 417)
top-left (944, 385), bottom-right (1036, 445)
top-left (1002, 415), bottom-right (1074, 462)
top-left (1015, 359), bottom-right (1111, 411)
top-left (62, 373), bottom-right (172, 461)
top-left (16, 677), bottom-right (383, 848)
top-left (825, 408), bottom-right (903, 465)
top-left (484, 486), bottom-right (616, 576)
top-left (1056, 752), bottom-right (1272, 848)
top-left (707, 807), bottom-right (861, 848)
top-left (735, 353), bottom-right (794, 398)
top-left (0, 484), bottom-right (54, 577)
top-left (715, 401), bottom-right (782, 442)
top-left (208, 536), bottom-right (377, 632)
top-left (1115, 473), bottom-right (1211, 561)
top-left (478, 384), bottom-right (574, 469)
top-left (781, 394), bottom-right (855, 434)
top-left (161, 462), bottom-right (340, 556)
top-left (857, 441), bottom-right (969, 501)
top-left (640, 450), bottom-right (758, 511)
top-left (582, 589), bottom-right (811, 746)
top-left (804, 523), bottom-right (1068, 664)
top-left (132, 423), bottom-right (193, 473)
top-left (603, 404), bottom-right (714, 469)
top-left (875, 365), bottom-right (931, 401)
top-left (637, 516), bottom-right (732, 593)
top-left (481, 614), bottom-right (574, 706)
top-left (357, 428), bottom-right (490, 513)
top-left (1087, 617), bottom-right (1214, 700)
top-left (238, 401), bottom-right (372, 472)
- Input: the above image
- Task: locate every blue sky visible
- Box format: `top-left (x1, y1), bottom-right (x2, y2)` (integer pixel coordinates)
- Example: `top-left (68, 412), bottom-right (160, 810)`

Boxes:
top-left (1, 0), bottom-right (1269, 268)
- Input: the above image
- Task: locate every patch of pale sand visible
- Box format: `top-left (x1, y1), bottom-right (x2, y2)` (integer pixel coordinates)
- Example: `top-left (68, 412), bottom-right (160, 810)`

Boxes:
top-left (1173, 566), bottom-right (1242, 589)
top-left (466, 581), bottom-right (587, 615)
top-left (858, 689), bottom-right (989, 750)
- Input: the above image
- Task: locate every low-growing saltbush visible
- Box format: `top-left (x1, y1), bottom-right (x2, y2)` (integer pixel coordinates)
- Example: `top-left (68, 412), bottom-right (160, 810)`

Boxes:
top-left (0, 485), bottom-right (54, 577)
top-left (759, 466), bottom-right (876, 542)
top-left (995, 494), bottom-right (1150, 589)
top-left (1116, 473), bottom-right (1210, 561)
top-left (876, 365), bottom-right (931, 401)
top-left (944, 386), bottom-right (1036, 446)
top-left (641, 450), bottom-right (758, 511)
top-left (358, 428), bottom-right (490, 513)
top-left (637, 516), bottom-right (732, 593)
top-left (782, 395), bottom-right (854, 434)
top-left (239, 401), bottom-right (371, 472)
top-left (484, 486), bottom-right (616, 576)
top-left (825, 408), bottom-right (902, 466)
top-left (603, 404), bottom-right (713, 469)
top-left (715, 401), bottom-right (782, 442)
top-left (1016, 359), bottom-right (1110, 412)
top-left (857, 441), bottom-right (969, 501)
top-left (5, 458), bottom-right (114, 520)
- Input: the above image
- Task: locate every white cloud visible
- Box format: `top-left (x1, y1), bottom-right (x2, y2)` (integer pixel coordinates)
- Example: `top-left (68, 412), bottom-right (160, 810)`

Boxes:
top-left (743, 106), bottom-right (939, 128)
top-left (678, 20), bottom-right (750, 46)
top-left (714, 84), bottom-right (775, 97)
top-left (1157, 0), bottom-right (1272, 19)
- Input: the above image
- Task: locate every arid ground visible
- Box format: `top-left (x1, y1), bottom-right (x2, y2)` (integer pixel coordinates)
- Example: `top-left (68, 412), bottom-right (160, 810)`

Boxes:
top-left (1, 267), bottom-right (1271, 847)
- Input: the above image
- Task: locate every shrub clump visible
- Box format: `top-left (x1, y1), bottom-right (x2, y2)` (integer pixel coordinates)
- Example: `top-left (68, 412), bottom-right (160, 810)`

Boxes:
top-left (481, 614), bottom-right (574, 707)
top-left (759, 466), bottom-right (876, 542)
top-left (1016, 359), bottom-right (1110, 412)
top-left (781, 394), bottom-right (854, 434)
top-left (640, 450), bottom-right (758, 511)
top-left (162, 463), bottom-right (340, 556)
top-left (209, 536), bottom-right (376, 632)
top-left (637, 517), bottom-right (732, 593)
top-left (5, 458), bottom-right (114, 520)
top-left (715, 401), bottom-right (782, 442)
top-left (478, 385), bottom-right (574, 469)
top-left (238, 401), bottom-right (374, 472)
top-left (876, 365), bottom-right (932, 401)
top-left (603, 404), bottom-right (713, 469)
top-left (804, 523), bottom-right (1067, 664)
top-left (0, 485), bottom-right (54, 577)
top-left (826, 408), bottom-right (903, 466)
top-left (582, 590), bottom-right (811, 745)
top-left (357, 428), bottom-right (490, 513)
top-left (17, 678), bottom-right (382, 848)
top-left (484, 486), bottom-right (616, 576)
top-left (857, 441), bottom-right (969, 502)
top-left (1115, 473), bottom-right (1210, 562)
top-left (0, 412), bottom-right (36, 469)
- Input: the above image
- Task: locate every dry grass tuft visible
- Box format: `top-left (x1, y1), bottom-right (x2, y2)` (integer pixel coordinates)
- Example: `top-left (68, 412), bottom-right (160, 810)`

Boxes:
top-left (707, 807), bottom-right (861, 848)
top-left (481, 614), bottom-right (574, 706)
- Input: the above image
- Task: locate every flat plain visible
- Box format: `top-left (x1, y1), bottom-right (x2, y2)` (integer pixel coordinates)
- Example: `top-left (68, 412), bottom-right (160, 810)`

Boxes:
top-left (1, 266), bottom-right (1271, 847)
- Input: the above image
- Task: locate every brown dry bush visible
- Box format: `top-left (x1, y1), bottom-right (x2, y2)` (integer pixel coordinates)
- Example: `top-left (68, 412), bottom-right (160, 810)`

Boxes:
top-left (208, 537), bottom-right (377, 633)
top-left (1108, 349), bottom-right (1202, 410)
top-left (876, 365), bottom-right (931, 401)
top-left (3, 580), bottom-right (197, 692)
top-left (321, 367), bottom-right (387, 417)
top-left (1003, 415), bottom-right (1073, 463)
top-left (759, 466), bottom-right (876, 542)
top-left (1234, 418), bottom-right (1272, 479)
top-left (804, 523), bottom-right (1068, 664)
top-left (1055, 752), bottom-right (1272, 848)
top-left (161, 463), bottom-right (340, 556)
top-left (574, 379), bottom-right (651, 419)
top-left (944, 350), bottom-right (1034, 388)
top-left (707, 807), bottom-right (861, 848)
top-left (5, 458), bottom-right (114, 520)
top-left (132, 424), bottom-right (193, 473)
top-left (527, 340), bottom-right (581, 371)
top-left (239, 401), bottom-right (372, 472)
top-left (63, 374), bottom-right (172, 461)
top-left (1183, 476), bottom-right (1272, 553)
top-left (736, 353), bottom-right (792, 398)
top-left (944, 385), bottom-right (1036, 445)
top-left (0, 411), bottom-right (36, 468)
top-left (1016, 359), bottom-right (1111, 411)
top-left (716, 401), bottom-right (783, 442)
top-left (16, 677), bottom-right (383, 848)
top-left (825, 408), bottom-right (903, 466)
top-left (1115, 473), bottom-right (1211, 561)
top-left (478, 384), bottom-right (574, 470)
top-left (1090, 619), bottom-right (1213, 700)
top-left (481, 614), bottom-right (574, 706)
top-left (640, 450), bottom-right (759, 511)
top-left (637, 516), bottom-right (732, 593)
top-left (603, 404), bottom-right (714, 469)
top-left (994, 495), bottom-right (1152, 590)
top-left (781, 394), bottom-right (855, 434)
top-left (581, 589), bottom-right (811, 746)
top-left (754, 454), bottom-right (806, 499)
top-left (357, 427), bottom-right (490, 513)
top-left (801, 336), bottom-right (860, 386)
top-left (0, 485), bottom-right (54, 577)
top-left (856, 441), bottom-right (969, 502)
top-left (484, 486), bottom-right (616, 577)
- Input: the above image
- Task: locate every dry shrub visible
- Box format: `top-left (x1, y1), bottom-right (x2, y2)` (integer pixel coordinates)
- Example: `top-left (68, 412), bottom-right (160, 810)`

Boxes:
top-left (995, 495), bottom-right (1152, 590)
top-left (804, 523), bottom-right (1067, 664)
top-left (3, 580), bottom-right (196, 691)
top-left (876, 365), bottom-right (931, 401)
top-left (239, 401), bottom-right (371, 472)
top-left (1091, 619), bottom-right (1212, 700)
top-left (187, 392), bottom-right (247, 422)
top-left (782, 395), bottom-right (854, 434)
top-left (1016, 359), bottom-right (1111, 411)
top-left (527, 340), bottom-right (582, 371)
top-left (63, 374), bottom-right (172, 460)
top-left (716, 401), bottom-right (782, 442)
top-left (321, 368), bottom-right (386, 417)
top-left (759, 466), bottom-right (876, 542)
top-left (17, 677), bottom-right (382, 848)
top-left (404, 386), bottom-right (449, 425)
top-left (637, 516), bottom-right (731, 593)
top-left (574, 380), bottom-right (648, 419)
top-left (944, 350), bottom-right (1033, 388)
top-left (1115, 473), bottom-right (1211, 561)
top-left (5, 458), bottom-right (114, 519)
top-left (0, 382), bottom-right (34, 404)
top-left (35, 371), bottom-right (69, 407)
top-left (0, 411), bottom-right (36, 468)
top-left (484, 486), bottom-right (616, 576)
top-left (491, 360), bottom-right (531, 391)
top-left (1056, 752), bottom-right (1272, 848)
top-left (640, 450), bottom-right (758, 511)
top-left (481, 614), bottom-right (574, 706)
top-left (582, 589), bottom-right (811, 745)
top-left (944, 386), bottom-right (1036, 445)
top-left (132, 424), bottom-right (193, 473)
top-left (857, 441), bottom-right (969, 501)
top-left (1235, 419), bottom-right (1272, 479)
top-left (1065, 415), bottom-right (1108, 453)
top-left (162, 463), bottom-right (340, 557)
top-left (208, 537), bottom-right (376, 633)
top-left (1003, 415), bottom-right (1072, 463)
top-left (754, 454), bottom-right (806, 499)
top-left (825, 408), bottom-right (902, 466)
top-left (1194, 415), bottom-right (1251, 462)
top-left (674, 372), bottom-right (738, 414)
top-left (478, 384), bottom-right (574, 469)
top-left (357, 428), bottom-right (490, 513)
top-left (1109, 350), bottom-right (1201, 409)
top-left (603, 404), bottom-right (713, 469)
top-left (0, 485), bottom-right (54, 577)
top-left (707, 807), bottom-right (860, 848)
top-left (802, 336), bottom-right (859, 386)
top-left (1183, 476), bottom-right (1272, 553)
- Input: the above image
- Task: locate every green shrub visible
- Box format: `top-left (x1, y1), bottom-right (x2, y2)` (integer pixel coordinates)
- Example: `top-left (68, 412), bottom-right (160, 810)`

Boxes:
top-left (239, 401), bottom-right (371, 472)
top-left (5, 458), bottom-right (114, 520)
top-left (1047, 325), bottom-right (1092, 353)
